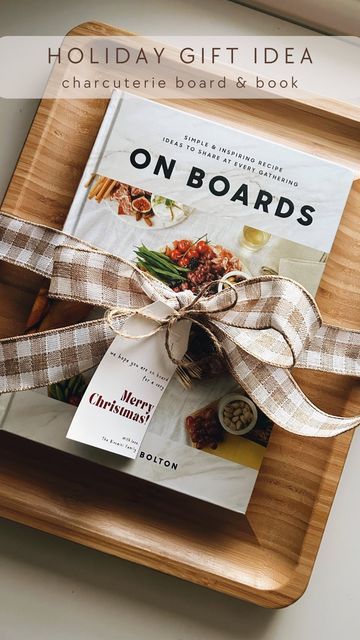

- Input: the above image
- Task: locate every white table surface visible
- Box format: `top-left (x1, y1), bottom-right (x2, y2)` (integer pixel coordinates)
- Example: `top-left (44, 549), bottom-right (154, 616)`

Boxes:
top-left (0, 1), bottom-right (359, 638)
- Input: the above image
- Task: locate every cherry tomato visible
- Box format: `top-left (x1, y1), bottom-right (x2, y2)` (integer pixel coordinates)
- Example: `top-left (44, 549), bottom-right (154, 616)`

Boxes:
top-left (187, 248), bottom-right (199, 259)
top-left (170, 249), bottom-right (182, 261)
top-left (178, 256), bottom-right (190, 267)
top-left (178, 239), bottom-right (191, 253)
top-left (196, 240), bottom-right (210, 254)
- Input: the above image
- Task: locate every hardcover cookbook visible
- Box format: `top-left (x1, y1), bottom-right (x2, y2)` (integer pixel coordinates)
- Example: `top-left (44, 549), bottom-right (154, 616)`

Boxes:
top-left (0, 90), bottom-right (353, 514)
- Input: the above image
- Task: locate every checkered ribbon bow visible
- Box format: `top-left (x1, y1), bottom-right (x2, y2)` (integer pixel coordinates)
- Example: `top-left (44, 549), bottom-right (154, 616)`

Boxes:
top-left (0, 212), bottom-right (359, 438)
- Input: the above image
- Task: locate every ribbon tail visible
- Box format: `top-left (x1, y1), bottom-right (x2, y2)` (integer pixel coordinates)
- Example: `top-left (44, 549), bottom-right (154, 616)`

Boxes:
top-left (0, 211), bottom-right (92, 278)
top-left (222, 334), bottom-right (360, 438)
top-left (295, 323), bottom-right (360, 376)
top-left (0, 319), bottom-right (116, 394)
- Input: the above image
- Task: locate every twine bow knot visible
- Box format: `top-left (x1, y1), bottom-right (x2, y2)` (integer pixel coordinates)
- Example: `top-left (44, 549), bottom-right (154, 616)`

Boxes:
top-left (105, 279), bottom-right (239, 366)
top-left (0, 211), bottom-right (359, 438)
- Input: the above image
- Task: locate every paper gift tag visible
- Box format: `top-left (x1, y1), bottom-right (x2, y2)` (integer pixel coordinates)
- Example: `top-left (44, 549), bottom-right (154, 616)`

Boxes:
top-left (66, 301), bottom-right (191, 458)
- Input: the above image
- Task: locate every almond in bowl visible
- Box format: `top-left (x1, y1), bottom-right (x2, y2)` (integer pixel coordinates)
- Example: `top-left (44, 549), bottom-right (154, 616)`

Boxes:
top-left (218, 393), bottom-right (258, 436)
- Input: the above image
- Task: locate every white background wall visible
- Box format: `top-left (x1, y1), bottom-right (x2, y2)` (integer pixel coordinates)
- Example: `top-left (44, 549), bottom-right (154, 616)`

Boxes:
top-left (234, 0), bottom-right (360, 35)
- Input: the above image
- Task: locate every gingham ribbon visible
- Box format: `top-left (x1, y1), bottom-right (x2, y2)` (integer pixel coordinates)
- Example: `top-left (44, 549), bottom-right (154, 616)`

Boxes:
top-left (0, 211), bottom-right (359, 438)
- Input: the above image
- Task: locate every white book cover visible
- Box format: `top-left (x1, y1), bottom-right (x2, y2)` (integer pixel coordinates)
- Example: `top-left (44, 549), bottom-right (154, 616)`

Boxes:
top-left (0, 91), bottom-right (354, 514)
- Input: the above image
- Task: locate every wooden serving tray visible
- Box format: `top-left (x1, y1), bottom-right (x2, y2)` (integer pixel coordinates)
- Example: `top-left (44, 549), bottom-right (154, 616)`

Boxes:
top-left (0, 22), bottom-right (359, 608)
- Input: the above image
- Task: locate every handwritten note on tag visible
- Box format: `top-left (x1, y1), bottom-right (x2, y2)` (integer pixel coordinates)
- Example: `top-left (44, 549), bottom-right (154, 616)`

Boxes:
top-left (67, 301), bottom-right (190, 459)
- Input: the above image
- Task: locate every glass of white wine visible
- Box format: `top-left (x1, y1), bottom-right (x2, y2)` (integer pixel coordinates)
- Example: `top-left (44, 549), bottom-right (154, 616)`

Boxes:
top-left (239, 225), bottom-right (271, 252)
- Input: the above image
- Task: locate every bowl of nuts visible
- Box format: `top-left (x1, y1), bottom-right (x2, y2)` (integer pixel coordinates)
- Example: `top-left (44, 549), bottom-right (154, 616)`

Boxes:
top-left (218, 393), bottom-right (258, 436)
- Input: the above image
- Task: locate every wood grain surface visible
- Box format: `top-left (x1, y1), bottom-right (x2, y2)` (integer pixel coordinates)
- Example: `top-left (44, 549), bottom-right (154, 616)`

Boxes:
top-left (0, 22), bottom-right (359, 607)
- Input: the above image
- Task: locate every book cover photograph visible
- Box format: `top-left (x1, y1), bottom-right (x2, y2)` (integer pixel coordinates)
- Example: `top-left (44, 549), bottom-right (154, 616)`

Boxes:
top-left (0, 90), bottom-right (353, 515)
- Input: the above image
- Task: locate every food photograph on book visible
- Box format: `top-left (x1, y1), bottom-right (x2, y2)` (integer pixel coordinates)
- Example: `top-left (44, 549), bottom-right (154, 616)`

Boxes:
top-left (0, 89), bottom-right (356, 516)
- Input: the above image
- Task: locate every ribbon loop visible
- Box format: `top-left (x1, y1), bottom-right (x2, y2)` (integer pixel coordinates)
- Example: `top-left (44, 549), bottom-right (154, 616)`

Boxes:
top-left (202, 276), bottom-right (322, 368)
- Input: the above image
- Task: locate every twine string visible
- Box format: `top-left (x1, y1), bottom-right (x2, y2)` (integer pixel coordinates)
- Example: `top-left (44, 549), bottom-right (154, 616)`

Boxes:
top-left (104, 279), bottom-right (239, 367)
